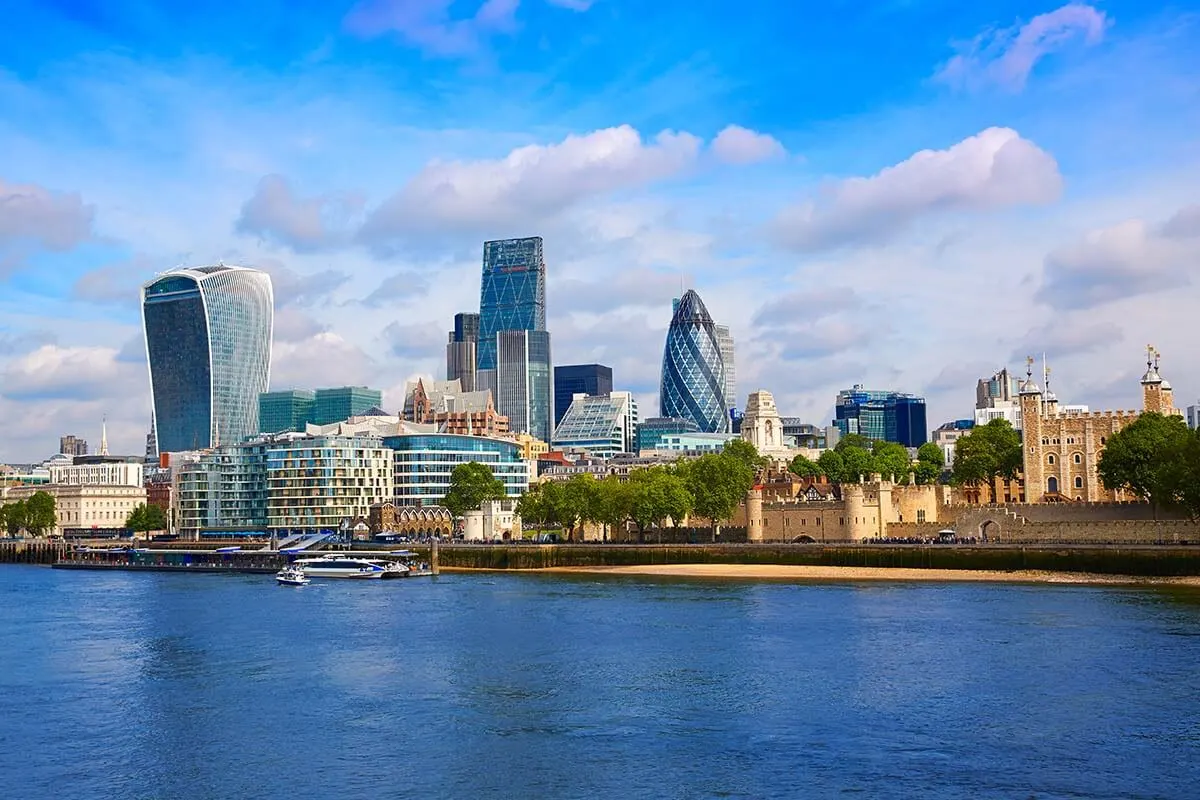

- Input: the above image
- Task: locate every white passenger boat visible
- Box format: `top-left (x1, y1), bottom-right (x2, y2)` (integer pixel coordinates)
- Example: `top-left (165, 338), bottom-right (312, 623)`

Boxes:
top-left (292, 555), bottom-right (397, 579)
top-left (275, 565), bottom-right (310, 586)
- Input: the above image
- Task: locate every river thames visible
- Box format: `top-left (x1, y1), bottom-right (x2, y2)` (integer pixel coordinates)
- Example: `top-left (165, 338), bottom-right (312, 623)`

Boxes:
top-left (2, 566), bottom-right (1199, 799)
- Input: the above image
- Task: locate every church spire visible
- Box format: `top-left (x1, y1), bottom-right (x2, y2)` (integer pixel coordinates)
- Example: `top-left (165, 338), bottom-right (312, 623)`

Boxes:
top-left (99, 416), bottom-right (109, 456)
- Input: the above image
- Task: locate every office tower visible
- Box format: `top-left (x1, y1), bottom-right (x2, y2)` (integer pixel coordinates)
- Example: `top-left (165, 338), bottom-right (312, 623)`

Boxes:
top-left (553, 364), bottom-right (613, 429)
top-left (636, 417), bottom-right (700, 453)
top-left (714, 324), bottom-right (736, 420)
top-left (834, 386), bottom-right (928, 447)
top-left (312, 386), bottom-right (383, 425)
top-left (475, 237), bottom-right (552, 440)
top-left (552, 391), bottom-right (639, 457)
top-left (446, 312), bottom-right (480, 392)
top-left (496, 329), bottom-right (553, 442)
top-left (142, 265), bottom-right (273, 453)
top-left (660, 290), bottom-right (727, 433)
top-left (259, 389), bottom-right (316, 433)
top-left (59, 435), bottom-right (88, 457)
top-left (477, 237), bottom-right (546, 374)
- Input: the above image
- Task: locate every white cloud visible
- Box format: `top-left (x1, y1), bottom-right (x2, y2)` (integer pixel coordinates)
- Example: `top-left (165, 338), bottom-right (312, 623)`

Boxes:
top-left (1036, 209), bottom-right (1200, 310)
top-left (937, 3), bottom-right (1109, 91)
top-left (772, 127), bottom-right (1062, 252)
top-left (344, 0), bottom-right (519, 57)
top-left (271, 331), bottom-right (378, 389)
top-left (0, 177), bottom-right (95, 274)
top-left (358, 125), bottom-right (702, 241)
top-left (710, 125), bottom-right (786, 165)
top-left (235, 174), bottom-right (361, 252)
top-left (1, 345), bottom-right (141, 401)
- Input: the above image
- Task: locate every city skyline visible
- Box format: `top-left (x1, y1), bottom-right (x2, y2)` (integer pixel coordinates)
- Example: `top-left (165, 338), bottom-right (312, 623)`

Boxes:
top-left (2, 1), bottom-right (1199, 462)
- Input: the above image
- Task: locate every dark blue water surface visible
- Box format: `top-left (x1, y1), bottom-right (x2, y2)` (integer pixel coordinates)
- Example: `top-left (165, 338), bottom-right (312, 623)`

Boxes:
top-left (3, 567), bottom-right (1200, 799)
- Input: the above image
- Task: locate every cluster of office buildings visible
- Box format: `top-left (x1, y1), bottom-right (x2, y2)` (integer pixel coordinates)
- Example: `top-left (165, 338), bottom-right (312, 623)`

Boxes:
top-left (4, 237), bottom-right (965, 539)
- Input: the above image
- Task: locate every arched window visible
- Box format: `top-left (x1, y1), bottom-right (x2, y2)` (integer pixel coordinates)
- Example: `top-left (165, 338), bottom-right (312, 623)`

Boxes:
top-left (1048, 476), bottom-right (1059, 494)
top-left (1073, 453), bottom-right (1082, 465)
top-left (1101, 436), bottom-right (1107, 445)
top-left (1042, 438), bottom-right (1049, 445)
top-left (1047, 454), bottom-right (1056, 465)
top-left (1074, 476), bottom-right (1083, 489)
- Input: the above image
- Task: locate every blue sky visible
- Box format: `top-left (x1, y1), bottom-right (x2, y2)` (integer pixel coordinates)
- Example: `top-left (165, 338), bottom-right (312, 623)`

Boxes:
top-left (1, 0), bottom-right (1199, 461)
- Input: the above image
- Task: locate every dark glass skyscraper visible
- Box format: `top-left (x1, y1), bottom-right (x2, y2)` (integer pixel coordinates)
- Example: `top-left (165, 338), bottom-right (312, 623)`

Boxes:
top-left (660, 290), bottom-right (727, 433)
top-left (475, 237), bottom-right (552, 441)
top-left (446, 311), bottom-right (479, 392)
top-left (142, 265), bottom-right (273, 453)
top-left (477, 237), bottom-right (545, 372)
top-left (553, 364), bottom-right (613, 428)
top-left (834, 386), bottom-right (928, 447)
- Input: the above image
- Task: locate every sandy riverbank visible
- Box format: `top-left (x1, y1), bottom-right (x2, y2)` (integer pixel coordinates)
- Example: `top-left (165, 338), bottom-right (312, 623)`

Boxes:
top-left (443, 563), bottom-right (1200, 585)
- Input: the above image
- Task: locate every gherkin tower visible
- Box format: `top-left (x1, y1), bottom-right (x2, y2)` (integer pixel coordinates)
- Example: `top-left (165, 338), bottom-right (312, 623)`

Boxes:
top-left (660, 290), bottom-right (727, 433)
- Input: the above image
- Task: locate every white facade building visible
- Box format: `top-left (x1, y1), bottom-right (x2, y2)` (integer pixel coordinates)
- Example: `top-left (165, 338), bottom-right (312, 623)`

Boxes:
top-left (552, 391), bottom-right (639, 457)
top-left (50, 461), bottom-right (143, 488)
top-left (5, 483), bottom-right (147, 537)
top-left (463, 499), bottom-right (521, 541)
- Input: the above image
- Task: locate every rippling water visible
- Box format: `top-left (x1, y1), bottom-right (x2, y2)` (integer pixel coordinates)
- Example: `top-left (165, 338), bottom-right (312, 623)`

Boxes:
top-left (3, 566), bottom-right (1200, 799)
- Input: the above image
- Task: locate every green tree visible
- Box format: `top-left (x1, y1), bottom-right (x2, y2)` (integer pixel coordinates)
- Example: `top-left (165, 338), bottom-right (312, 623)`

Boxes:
top-left (839, 445), bottom-right (877, 483)
top-left (1098, 412), bottom-right (1194, 515)
top-left (723, 439), bottom-right (768, 473)
top-left (816, 450), bottom-right (845, 484)
top-left (557, 474), bottom-right (599, 541)
top-left (516, 484), bottom-right (549, 532)
top-left (872, 441), bottom-right (912, 483)
top-left (627, 467), bottom-right (693, 542)
top-left (685, 452), bottom-right (755, 539)
top-left (788, 453), bottom-right (822, 478)
top-left (951, 418), bottom-right (1022, 503)
top-left (592, 475), bottom-right (632, 541)
top-left (441, 462), bottom-right (507, 518)
top-left (1, 501), bottom-right (27, 537)
top-left (125, 503), bottom-right (168, 533)
top-left (835, 433), bottom-right (874, 453)
top-left (914, 442), bottom-right (946, 485)
top-left (24, 492), bottom-right (56, 537)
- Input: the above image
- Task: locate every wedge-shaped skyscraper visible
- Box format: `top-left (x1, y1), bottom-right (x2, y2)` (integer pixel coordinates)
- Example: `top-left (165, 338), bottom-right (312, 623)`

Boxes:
top-left (660, 290), bottom-right (727, 433)
top-left (142, 265), bottom-right (274, 454)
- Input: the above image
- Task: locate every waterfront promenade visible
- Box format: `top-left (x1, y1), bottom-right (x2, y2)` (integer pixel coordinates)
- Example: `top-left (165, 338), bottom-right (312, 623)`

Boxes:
top-left (6, 538), bottom-right (1200, 581)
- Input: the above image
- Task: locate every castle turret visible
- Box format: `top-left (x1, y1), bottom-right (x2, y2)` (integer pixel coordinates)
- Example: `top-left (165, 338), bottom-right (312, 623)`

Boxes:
top-left (843, 483), bottom-right (868, 541)
top-left (1018, 356), bottom-right (1045, 502)
top-left (1141, 346), bottom-right (1173, 414)
top-left (746, 486), bottom-right (764, 542)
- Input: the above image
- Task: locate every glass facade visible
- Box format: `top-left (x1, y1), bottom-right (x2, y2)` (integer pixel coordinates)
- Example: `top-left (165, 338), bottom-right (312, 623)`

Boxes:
top-left (714, 325), bottom-right (736, 417)
top-left (175, 442), bottom-right (271, 538)
top-left (477, 237), bottom-right (545, 372)
top-left (382, 434), bottom-right (529, 507)
top-left (312, 386), bottom-right (383, 425)
top-left (496, 329), bottom-right (553, 443)
top-left (143, 266), bottom-right (273, 453)
top-left (660, 290), bottom-right (727, 433)
top-left (834, 387), bottom-right (928, 447)
top-left (265, 436), bottom-right (393, 533)
top-left (552, 391), bottom-right (637, 457)
top-left (636, 416), bottom-right (700, 453)
top-left (259, 389), bottom-right (316, 434)
top-left (553, 364), bottom-right (613, 428)
top-left (447, 312), bottom-right (480, 392)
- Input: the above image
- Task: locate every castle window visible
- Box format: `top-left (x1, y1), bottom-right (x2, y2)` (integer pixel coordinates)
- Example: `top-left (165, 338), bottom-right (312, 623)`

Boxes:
top-left (1100, 437), bottom-right (1107, 445)
top-left (917, 510), bottom-right (926, 523)
top-left (1041, 438), bottom-right (1049, 445)
top-left (1074, 476), bottom-right (1083, 489)
top-left (1047, 454), bottom-right (1056, 465)
top-left (1073, 453), bottom-right (1082, 464)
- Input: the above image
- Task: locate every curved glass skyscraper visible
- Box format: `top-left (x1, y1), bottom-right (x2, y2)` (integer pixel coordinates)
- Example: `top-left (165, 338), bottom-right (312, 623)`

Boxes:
top-left (142, 265), bottom-right (274, 454)
top-left (660, 290), bottom-right (727, 433)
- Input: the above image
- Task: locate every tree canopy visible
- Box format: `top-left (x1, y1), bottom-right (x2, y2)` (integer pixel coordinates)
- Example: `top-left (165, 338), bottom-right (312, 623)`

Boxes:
top-left (126, 503), bottom-right (168, 533)
top-left (627, 466), bottom-right (693, 541)
top-left (788, 453), bottom-right (822, 478)
top-left (1098, 412), bottom-right (1194, 513)
top-left (441, 462), bottom-right (507, 518)
top-left (682, 452), bottom-right (755, 538)
top-left (914, 442), bottom-right (946, 485)
top-left (723, 439), bottom-right (768, 473)
top-left (951, 419), bottom-right (1022, 503)
top-left (1, 493), bottom-right (57, 537)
